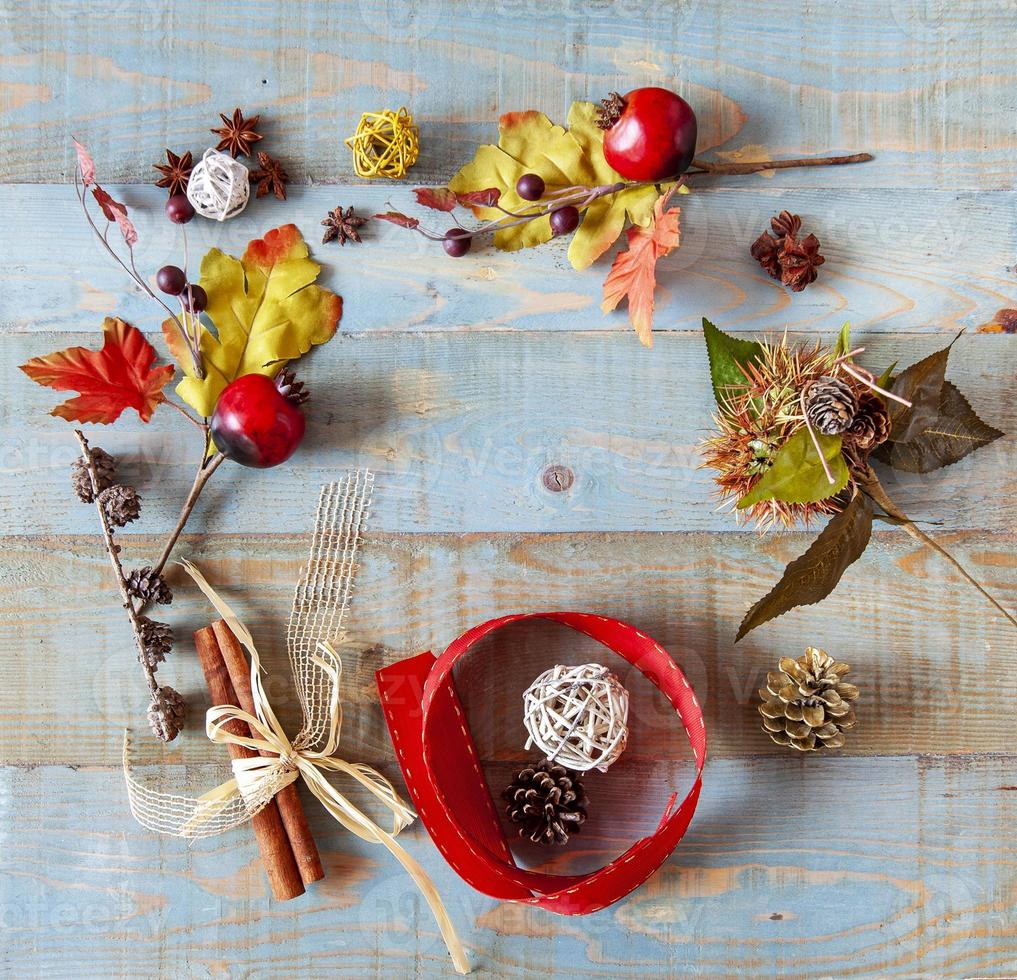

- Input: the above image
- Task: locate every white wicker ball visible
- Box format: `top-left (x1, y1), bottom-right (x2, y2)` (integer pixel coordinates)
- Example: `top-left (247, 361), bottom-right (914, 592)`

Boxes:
top-left (186, 148), bottom-right (250, 221)
top-left (522, 663), bottom-right (629, 773)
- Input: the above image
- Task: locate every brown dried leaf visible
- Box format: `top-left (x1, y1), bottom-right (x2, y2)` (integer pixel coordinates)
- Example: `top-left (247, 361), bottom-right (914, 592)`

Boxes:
top-left (736, 491), bottom-right (873, 641)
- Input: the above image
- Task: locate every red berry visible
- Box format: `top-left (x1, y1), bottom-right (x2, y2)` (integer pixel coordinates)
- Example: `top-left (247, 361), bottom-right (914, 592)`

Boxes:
top-left (601, 87), bottom-right (697, 182)
top-left (443, 228), bottom-right (472, 257)
top-left (156, 265), bottom-right (187, 295)
top-left (549, 206), bottom-right (580, 237)
top-left (181, 284), bottom-right (207, 312)
top-left (210, 374), bottom-right (306, 468)
top-left (516, 173), bottom-right (545, 201)
top-left (166, 193), bottom-right (195, 224)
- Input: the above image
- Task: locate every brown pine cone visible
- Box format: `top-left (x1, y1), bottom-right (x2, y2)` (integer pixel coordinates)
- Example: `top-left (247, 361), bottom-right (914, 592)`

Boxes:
top-left (126, 566), bottom-right (172, 605)
top-left (805, 376), bottom-right (858, 435)
top-left (138, 617), bottom-right (173, 668)
top-left (759, 647), bottom-right (859, 751)
top-left (780, 232), bottom-right (825, 291)
top-left (502, 760), bottom-right (587, 845)
top-left (148, 685), bottom-right (186, 742)
top-left (844, 393), bottom-right (891, 452)
top-left (101, 485), bottom-right (141, 527)
top-left (71, 447), bottom-right (117, 503)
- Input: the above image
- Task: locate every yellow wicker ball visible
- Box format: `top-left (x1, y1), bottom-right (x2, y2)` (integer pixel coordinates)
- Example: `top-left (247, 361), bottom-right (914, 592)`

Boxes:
top-left (344, 107), bottom-right (420, 179)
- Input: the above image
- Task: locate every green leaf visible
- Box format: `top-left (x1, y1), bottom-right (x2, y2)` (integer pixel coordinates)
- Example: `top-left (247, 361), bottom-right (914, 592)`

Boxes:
top-left (736, 491), bottom-right (873, 641)
top-left (701, 317), bottom-right (763, 407)
top-left (872, 380), bottom-right (1003, 472)
top-left (884, 337), bottom-right (959, 443)
top-left (834, 322), bottom-right (851, 357)
top-left (875, 360), bottom-right (897, 389)
top-left (737, 429), bottom-right (848, 508)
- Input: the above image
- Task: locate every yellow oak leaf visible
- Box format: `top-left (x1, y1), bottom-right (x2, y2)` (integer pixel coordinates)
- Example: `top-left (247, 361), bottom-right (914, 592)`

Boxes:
top-left (600, 194), bottom-right (681, 347)
top-left (164, 224), bottom-right (342, 418)
top-left (449, 102), bottom-right (666, 271)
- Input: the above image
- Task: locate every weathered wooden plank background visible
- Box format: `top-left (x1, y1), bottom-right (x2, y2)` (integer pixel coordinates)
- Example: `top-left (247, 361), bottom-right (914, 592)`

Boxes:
top-left (2, 0), bottom-right (1016, 977)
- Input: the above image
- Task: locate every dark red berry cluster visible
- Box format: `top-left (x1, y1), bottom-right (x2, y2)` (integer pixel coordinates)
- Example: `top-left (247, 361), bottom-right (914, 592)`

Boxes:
top-left (156, 265), bottom-right (206, 311)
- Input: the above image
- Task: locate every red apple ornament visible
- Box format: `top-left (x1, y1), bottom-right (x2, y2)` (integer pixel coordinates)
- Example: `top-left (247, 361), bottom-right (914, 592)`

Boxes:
top-left (210, 370), bottom-right (308, 468)
top-left (598, 87), bottom-right (698, 182)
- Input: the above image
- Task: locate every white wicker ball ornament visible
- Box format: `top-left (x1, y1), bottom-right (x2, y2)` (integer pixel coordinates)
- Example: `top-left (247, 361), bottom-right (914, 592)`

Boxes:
top-left (522, 663), bottom-right (630, 773)
top-left (186, 148), bottom-right (250, 221)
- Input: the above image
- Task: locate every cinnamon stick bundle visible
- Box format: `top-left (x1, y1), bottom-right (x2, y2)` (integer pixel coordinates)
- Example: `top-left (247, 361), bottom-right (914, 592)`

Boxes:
top-left (193, 625), bottom-right (305, 901)
top-left (211, 619), bottom-right (325, 885)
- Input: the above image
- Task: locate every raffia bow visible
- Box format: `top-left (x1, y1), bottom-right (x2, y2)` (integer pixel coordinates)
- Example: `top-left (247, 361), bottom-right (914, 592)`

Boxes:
top-left (123, 474), bottom-right (469, 974)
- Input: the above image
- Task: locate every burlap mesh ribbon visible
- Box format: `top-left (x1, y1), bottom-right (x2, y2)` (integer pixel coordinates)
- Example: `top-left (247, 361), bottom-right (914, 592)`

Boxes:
top-left (123, 470), bottom-right (469, 973)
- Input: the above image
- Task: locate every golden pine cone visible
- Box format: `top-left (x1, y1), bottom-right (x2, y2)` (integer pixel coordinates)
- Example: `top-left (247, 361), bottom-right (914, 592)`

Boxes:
top-left (758, 647), bottom-right (859, 751)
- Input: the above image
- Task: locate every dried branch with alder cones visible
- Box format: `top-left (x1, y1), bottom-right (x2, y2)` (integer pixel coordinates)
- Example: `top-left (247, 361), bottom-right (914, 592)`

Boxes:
top-left (19, 141), bottom-right (343, 739)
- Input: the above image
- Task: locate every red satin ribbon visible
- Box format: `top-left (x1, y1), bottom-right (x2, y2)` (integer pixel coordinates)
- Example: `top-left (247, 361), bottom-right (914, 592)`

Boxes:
top-left (376, 612), bottom-right (706, 914)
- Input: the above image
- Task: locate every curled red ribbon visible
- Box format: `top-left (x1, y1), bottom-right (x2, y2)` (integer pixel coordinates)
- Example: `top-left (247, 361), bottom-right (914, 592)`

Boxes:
top-left (376, 612), bottom-right (706, 915)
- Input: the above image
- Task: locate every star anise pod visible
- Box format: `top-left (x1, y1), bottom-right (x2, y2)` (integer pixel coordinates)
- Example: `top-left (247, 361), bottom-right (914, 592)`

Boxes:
top-left (321, 205), bottom-right (366, 246)
top-left (780, 232), bottom-right (825, 291)
top-left (153, 149), bottom-right (192, 197)
top-left (211, 107), bottom-right (263, 158)
top-left (750, 231), bottom-right (782, 279)
top-left (250, 151), bottom-right (288, 200)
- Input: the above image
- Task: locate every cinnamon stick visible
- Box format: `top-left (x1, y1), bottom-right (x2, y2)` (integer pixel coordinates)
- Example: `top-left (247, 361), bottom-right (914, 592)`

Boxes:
top-left (192, 625), bottom-right (305, 901)
top-left (211, 619), bottom-right (325, 886)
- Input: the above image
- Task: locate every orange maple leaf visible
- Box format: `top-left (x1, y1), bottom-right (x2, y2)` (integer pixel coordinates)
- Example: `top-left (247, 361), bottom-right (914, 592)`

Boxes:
top-left (20, 317), bottom-right (175, 424)
top-left (601, 194), bottom-right (681, 348)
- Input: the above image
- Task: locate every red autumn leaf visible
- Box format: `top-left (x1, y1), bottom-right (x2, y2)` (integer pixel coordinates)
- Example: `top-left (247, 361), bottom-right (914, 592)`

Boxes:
top-left (373, 211), bottom-right (420, 229)
top-left (413, 186), bottom-right (458, 212)
top-left (72, 138), bottom-right (95, 186)
top-left (20, 317), bottom-right (174, 424)
top-left (600, 194), bottom-right (681, 348)
top-left (456, 187), bottom-right (501, 208)
top-left (92, 186), bottom-right (138, 246)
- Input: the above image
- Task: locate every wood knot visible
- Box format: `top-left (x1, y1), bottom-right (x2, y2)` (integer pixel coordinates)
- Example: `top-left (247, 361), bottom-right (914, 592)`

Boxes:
top-left (541, 465), bottom-right (574, 493)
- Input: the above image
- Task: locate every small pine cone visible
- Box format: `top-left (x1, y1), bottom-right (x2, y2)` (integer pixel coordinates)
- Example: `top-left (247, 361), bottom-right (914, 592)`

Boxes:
top-left (759, 647), bottom-right (859, 752)
top-left (844, 393), bottom-right (891, 452)
top-left (502, 760), bottom-right (588, 846)
top-left (126, 566), bottom-right (172, 605)
top-left (148, 685), bottom-right (186, 742)
top-left (780, 232), bottom-right (824, 291)
top-left (805, 376), bottom-right (858, 435)
top-left (138, 617), bottom-right (173, 668)
top-left (101, 485), bottom-right (141, 527)
top-left (71, 447), bottom-right (117, 503)
top-left (750, 231), bottom-right (782, 279)
top-left (275, 368), bottom-right (309, 405)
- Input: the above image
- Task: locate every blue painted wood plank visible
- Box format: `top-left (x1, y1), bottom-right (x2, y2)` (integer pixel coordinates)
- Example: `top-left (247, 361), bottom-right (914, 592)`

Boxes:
top-left (2, 185), bottom-right (1014, 339)
top-left (1, 530), bottom-right (1013, 766)
top-left (3, 1), bottom-right (1016, 190)
top-left (3, 330), bottom-right (1013, 535)
top-left (3, 757), bottom-right (1015, 977)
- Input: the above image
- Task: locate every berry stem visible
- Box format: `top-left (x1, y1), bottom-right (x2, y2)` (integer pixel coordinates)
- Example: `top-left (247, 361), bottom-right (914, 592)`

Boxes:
top-left (163, 397), bottom-right (208, 430)
top-left (73, 430), bottom-right (159, 696)
top-left (687, 152), bottom-right (873, 176)
top-left (74, 169), bottom-right (205, 380)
